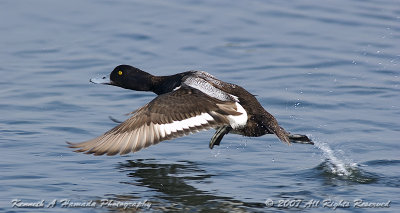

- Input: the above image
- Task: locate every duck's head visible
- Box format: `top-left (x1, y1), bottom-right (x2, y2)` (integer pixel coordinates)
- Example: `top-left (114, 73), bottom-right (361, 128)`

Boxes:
top-left (90, 65), bottom-right (154, 91)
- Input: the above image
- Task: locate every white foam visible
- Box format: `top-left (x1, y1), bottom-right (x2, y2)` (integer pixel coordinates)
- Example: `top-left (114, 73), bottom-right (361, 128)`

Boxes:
top-left (314, 140), bottom-right (351, 176)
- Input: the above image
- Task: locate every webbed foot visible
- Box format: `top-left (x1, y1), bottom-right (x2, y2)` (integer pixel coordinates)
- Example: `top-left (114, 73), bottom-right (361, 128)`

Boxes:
top-left (209, 126), bottom-right (232, 149)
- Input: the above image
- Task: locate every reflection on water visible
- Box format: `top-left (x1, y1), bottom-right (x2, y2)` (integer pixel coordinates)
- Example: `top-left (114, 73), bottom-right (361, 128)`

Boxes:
top-left (113, 159), bottom-right (266, 212)
top-left (105, 158), bottom-right (383, 211)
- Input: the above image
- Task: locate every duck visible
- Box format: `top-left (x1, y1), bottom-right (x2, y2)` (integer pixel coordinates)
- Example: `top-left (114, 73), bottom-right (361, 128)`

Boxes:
top-left (68, 65), bottom-right (312, 156)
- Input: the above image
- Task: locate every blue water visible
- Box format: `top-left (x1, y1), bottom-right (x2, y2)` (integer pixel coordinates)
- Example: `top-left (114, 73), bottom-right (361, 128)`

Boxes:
top-left (1, 0), bottom-right (399, 212)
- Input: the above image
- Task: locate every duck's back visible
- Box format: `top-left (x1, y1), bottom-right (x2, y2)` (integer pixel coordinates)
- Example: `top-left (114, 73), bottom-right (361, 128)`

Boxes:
top-left (182, 71), bottom-right (240, 102)
top-left (184, 71), bottom-right (290, 142)
top-left (183, 71), bottom-right (262, 112)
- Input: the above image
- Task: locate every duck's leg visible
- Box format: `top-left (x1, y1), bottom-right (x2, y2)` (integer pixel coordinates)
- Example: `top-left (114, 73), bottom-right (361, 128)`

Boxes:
top-left (209, 125), bottom-right (232, 149)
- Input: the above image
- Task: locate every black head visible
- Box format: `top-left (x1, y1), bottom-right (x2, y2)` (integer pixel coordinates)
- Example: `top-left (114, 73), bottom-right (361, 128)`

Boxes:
top-left (92, 65), bottom-right (154, 91)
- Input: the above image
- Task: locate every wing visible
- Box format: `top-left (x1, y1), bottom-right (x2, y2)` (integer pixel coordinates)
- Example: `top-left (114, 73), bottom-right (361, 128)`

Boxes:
top-left (68, 86), bottom-right (241, 156)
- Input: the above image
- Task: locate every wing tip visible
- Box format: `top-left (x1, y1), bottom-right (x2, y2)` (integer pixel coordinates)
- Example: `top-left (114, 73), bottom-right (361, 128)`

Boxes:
top-left (68, 141), bottom-right (137, 156)
top-left (66, 141), bottom-right (86, 149)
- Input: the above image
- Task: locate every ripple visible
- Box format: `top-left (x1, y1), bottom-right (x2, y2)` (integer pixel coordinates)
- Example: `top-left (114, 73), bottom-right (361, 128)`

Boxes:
top-left (42, 100), bottom-right (85, 112)
top-left (312, 141), bottom-right (379, 184)
top-left (314, 161), bottom-right (379, 184)
top-left (44, 126), bottom-right (89, 135)
top-left (115, 33), bottom-right (152, 41)
top-left (0, 175), bottom-right (46, 181)
top-left (364, 159), bottom-right (400, 166)
top-left (14, 48), bottom-right (60, 57)
top-left (0, 129), bottom-right (40, 136)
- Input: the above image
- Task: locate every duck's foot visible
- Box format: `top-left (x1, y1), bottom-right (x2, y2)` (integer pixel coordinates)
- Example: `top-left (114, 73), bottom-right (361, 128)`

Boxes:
top-left (288, 133), bottom-right (313, 145)
top-left (209, 126), bottom-right (232, 149)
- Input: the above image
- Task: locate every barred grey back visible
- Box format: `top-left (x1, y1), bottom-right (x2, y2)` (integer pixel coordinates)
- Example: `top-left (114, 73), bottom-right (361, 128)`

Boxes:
top-left (183, 71), bottom-right (239, 102)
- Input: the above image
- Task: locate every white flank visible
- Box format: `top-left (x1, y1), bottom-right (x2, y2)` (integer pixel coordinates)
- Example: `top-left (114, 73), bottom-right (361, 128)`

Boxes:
top-left (227, 102), bottom-right (248, 129)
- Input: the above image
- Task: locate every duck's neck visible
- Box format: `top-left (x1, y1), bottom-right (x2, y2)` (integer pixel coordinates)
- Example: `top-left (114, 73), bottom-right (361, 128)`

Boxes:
top-left (151, 73), bottom-right (186, 95)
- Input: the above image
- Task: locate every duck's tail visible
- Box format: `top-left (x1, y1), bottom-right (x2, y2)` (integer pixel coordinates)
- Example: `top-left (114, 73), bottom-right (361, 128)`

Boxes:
top-left (264, 115), bottom-right (313, 145)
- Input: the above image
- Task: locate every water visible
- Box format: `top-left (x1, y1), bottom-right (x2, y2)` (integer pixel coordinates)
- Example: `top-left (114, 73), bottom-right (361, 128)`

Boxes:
top-left (314, 141), bottom-right (352, 177)
top-left (0, 0), bottom-right (399, 212)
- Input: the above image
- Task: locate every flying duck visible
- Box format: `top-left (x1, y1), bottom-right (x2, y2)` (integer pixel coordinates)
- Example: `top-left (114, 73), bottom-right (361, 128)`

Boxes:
top-left (68, 65), bottom-right (312, 156)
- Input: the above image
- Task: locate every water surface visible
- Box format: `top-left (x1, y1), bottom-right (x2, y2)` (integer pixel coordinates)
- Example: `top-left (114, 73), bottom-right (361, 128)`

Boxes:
top-left (0, 0), bottom-right (399, 212)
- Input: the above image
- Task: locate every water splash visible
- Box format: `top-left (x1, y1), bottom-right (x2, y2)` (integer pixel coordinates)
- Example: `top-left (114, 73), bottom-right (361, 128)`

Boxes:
top-left (312, 140), bottom-right (378, 184)
top-left (314, 140), bottom-right (352, 176)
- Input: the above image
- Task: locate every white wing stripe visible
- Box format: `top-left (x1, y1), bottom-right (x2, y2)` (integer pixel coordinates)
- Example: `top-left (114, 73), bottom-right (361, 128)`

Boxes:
top-left (157, 124), bottom-right (166, 138)
top-left (127, 112), bottom-right (215, 143)
top-left (171, 120), bottom-right (184, 132)
top-left (73, 112), bottom-right (218, 155)
top-left (163, 123), bottom-right (172, 135)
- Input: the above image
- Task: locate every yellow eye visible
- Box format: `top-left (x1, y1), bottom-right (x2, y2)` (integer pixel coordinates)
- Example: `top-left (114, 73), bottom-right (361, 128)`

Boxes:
top-left (118, 70), bottom-right (123, 76)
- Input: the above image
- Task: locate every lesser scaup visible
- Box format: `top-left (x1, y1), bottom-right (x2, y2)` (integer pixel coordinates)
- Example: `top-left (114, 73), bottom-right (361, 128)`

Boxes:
top-left (68, 65), bottom-right (312, 155)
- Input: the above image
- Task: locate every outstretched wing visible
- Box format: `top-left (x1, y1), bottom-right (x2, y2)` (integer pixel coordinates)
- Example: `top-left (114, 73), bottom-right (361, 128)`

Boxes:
top-left (68, 86), bottom-right (241, 155)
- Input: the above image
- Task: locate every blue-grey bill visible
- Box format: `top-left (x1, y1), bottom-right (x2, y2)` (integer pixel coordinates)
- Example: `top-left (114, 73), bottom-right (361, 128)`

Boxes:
top-left (90, 75), bottom-right (111, 84)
